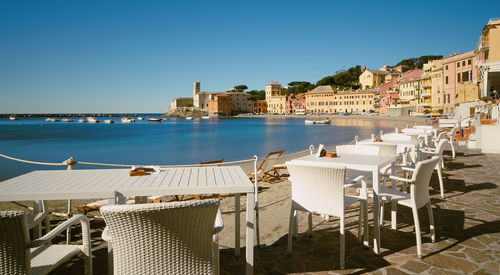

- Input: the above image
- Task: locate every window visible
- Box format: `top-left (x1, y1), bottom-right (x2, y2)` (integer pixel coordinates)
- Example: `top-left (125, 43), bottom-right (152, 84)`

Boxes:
top-left (462, 71), bottom-right (469, 82)
top-left (445, 65), bottom-right (448, 70)
top-left (457, 73), bottom-right (461, 82)
top-left (468, 59), bottom-right (471, 65)
top-left (445, 76), bottom-right (449, 85)
top-left (462, 61), bottom-right (465, 66)
top-left (457, 62), bottom-right (460, 68)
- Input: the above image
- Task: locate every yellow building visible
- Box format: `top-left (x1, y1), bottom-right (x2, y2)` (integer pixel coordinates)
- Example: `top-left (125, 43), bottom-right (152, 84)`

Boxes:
top-left (397, 72), bottom-right (422, 112)
top-left (419, 71), bottom-right (432, 112)
top-left (359, 69), bottom-right (390, 89)
top-left (305, 85), bottom-right (376, 114)
top-left (265, 82), bottom-right (286, 114)
top-left (427, 60), bottom-right (444, 111)
top-left (456, 83), bottom-right (480, 103)
top-left (475, 18), bottom-right (500, 97)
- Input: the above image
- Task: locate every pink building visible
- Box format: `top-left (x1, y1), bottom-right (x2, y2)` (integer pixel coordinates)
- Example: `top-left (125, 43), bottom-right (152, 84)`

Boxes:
top-left (378, 69), bottom-right (423, 114)
top-left (442, 51), bottom-right (476, 115)
top-left (286, 93), bottom-right (306, 113)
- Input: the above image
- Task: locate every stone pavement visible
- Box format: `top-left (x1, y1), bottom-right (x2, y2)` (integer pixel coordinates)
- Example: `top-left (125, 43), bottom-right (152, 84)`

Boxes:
top-left (217, 146), bottom-right (500, 274)
top-left (45, 145), bottom-right (499, 274)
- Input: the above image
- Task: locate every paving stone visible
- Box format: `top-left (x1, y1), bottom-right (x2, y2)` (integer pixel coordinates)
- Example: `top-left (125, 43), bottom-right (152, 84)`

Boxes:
top-left (399, 260), bottom-right (430, 273)
top-left (462, 247), bottom-right (491, 263)
top-left (428, 267), bottom-right (465, 275)
top-left (385, 267), bottom-right (409, 275)
top-left (422, 254), bottom-right (479, 273)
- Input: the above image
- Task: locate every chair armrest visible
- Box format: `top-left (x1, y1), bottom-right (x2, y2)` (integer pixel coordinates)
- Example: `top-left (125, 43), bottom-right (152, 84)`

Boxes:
top-left (347, 175), bottom-right (368, 199)
top-left (27, 212), bottom-right (50, 230)
top-left (213, 209), bottom-right (224, 234)
top-left (389, 175), bottom-right (414, 183)
top-left (420, 148), bottom-right (436, 154)
top-left (29, 214), bottom-right (90, 248)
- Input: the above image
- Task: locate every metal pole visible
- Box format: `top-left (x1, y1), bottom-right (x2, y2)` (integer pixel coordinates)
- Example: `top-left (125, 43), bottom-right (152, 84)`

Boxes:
top-left (65, 159), bottom-right (74, 244)
top-left (309, 145), bottom-right (314, 155)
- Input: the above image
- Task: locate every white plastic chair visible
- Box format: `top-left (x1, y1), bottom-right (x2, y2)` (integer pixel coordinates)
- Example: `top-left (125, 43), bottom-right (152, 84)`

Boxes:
top-left (382, 133), bottom-right (416, 141)
top-left (0, 211), bottom-right (92, 275)
top-left (286, 162), bottom-right (368, 269)
top-left (420, 139), bottom-right (447, 198)
top-left (379, 156), bottom-right (440, 258)
top-left (101, 199), bottom-right (222, 274)
top-left (335, 144), bottom-right (381, 156)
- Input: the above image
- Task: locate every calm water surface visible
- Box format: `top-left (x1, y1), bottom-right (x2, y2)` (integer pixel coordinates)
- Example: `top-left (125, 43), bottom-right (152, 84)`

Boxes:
top-left (0, 116), bottom-right (394, 181)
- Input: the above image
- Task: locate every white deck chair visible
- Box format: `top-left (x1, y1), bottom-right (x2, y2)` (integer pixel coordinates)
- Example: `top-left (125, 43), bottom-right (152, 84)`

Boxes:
top-left (382, 133), bottom-right (417, 141)
top-left (378, 156), bottom-right (440, 258)
top-left (100, 199), bottom-right (221, 275)
top-left (286, 162), bottom-right (368, 269)
top-left (447, 126), bottom-right (457, 159)
top-left (420, 139), bottom-right (447, 198)
top-left (335, 144), bottom-right (381, 156)
top-left (0, 211), bottom-right (92, 275)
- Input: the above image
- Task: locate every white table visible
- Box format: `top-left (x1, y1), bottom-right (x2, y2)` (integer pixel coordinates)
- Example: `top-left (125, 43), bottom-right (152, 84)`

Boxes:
top-left (0, 166), bottom-right (256, 274)
top-left (289, 154), bottom-right (397, 255)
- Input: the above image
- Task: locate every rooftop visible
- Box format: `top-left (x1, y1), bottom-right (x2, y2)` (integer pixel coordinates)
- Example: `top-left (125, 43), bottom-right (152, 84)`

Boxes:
top-left (306, 85), bottom-right (335, 94)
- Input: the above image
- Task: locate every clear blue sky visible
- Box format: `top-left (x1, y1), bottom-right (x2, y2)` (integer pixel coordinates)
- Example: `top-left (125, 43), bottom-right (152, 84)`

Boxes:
top-left (1, 0), bottom-right (499, 113)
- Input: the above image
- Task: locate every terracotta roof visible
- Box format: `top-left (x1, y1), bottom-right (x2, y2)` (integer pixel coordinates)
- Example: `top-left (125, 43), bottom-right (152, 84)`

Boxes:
top-left (306, 85), bottom-right (335, 94)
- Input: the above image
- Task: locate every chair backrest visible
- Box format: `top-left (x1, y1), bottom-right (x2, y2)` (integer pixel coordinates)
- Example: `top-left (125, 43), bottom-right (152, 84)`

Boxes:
top-left (336, 145), bottom-right (380, 156)
top-left (286, 162), bottom-right (346, 217)
top-left (435, 139), bottom-right (447, 156)
top-left (200, 159), bottom-right (224, 166)
top-left (414, 125), bottom-right (434, 130)
top-left (410, 156), bottom-right (441, 209)
top-left (0, 211), bottom-right (30, 274)
top-left (100, 199), bottom-right (220, 275)
top-left (382, 133), bottom-right (416, 141)
top-left (259, 150), bottom-right (284, 172)
top-left (367, 143), bottom-right (398, 156)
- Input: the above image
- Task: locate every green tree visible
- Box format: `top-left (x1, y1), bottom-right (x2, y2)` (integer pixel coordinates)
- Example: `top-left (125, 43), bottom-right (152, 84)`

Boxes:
top-left (234, 85), bottom-right (248, 92)
top-left (246, 90), bottom-right (265, 100)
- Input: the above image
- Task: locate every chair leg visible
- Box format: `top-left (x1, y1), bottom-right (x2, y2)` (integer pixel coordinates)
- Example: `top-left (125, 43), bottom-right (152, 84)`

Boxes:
top-left (450, 140), bottom-right (456, 159)
top-left (308, 212), bottom-right (313, 237)
top-left (44, 216), bottom-right (50, 235)
top-left (363, 201), bottom-right (369, 247)
top-left (426, 202), bottom-right (436, 243)
top-left (357, 204), bottom-right (363, 244)
top-left (391, 201), bottom-right (397, 230)
top-left (213, 234), bottom-right (220, 275)
top-left (380, 200), bottom-right (385, 227)
top-left (287, 206), bottom-right (295, 254)
top-left (340, 215), bottom-right (345, 270)
top-left (411, 205), bottom-right (423, 258)
top-left (436, 165), bottom-right (444, 198)
top-left (293, 210), bottom-right (299, 238)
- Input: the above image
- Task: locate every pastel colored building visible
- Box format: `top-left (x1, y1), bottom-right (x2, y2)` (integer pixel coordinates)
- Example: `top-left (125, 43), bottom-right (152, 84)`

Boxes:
top-left (420, 64), bottom-right (433, 112)
top-left (193, 81), bottom-right (220, 111)
top-left (429, 60), bottom-right (444, 111)
top-left (168, 97), bottom-right (193, 113)
top-left (397, 72), bottom-right (423, 112)
top-left (208, 94), bottom-right (231, 116)
top-left (265, 82), bottom-right (286, 114)
top-left (286, 93), bottom-right (305, 114)
top-left (253, 100), bottom-right (267, 113)
top-left (359, 66), bottom-right (404, 89)
top-left (226, 92), bottom-right (253, 114)
top-left (379, 69), bottom-right (424, 114)
top-left (305, 85), bottom-right (376, 114)
top-left (442, 51), bottom-right (476, 115)
top-left (475, 18), bottom-right (500, 98)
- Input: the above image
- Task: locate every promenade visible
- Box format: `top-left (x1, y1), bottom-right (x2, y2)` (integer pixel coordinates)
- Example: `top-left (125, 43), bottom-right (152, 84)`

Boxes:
top-left (3, 144), bottom-right (498, 274)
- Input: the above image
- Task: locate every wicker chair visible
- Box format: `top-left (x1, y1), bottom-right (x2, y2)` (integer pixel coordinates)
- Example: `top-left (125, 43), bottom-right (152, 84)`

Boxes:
top-left (100, 199), bottom-right (221, 274)
top-left (286, 162), bottom-right (369, 269)
top-left (0, 211), bottom-right (92, 275)
top-left (379, 156), bottom-right (440, 258)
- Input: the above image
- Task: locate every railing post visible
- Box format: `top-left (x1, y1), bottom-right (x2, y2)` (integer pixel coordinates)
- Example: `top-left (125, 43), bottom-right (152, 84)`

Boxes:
top-left (354, 135), bottom-right (359, 144)
top-left (309, 145), bottom-right (315, 155)
top-left (253, 155), bottom-right (260, 247)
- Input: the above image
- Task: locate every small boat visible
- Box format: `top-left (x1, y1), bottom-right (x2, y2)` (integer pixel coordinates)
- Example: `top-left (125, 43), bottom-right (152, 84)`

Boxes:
top-left (121, 117), bottom-right (135, 123)
top-left (87, 117), bottom-right (99, 123)
top-left (46, 118), bottom-right (59, 122)
top-left (62, 118), bottom-right (74, 122)
top-left (104, 119), bottom-right (115, 124)
top-left (201, 116), bottom-right (210, 120)
top-left (78, 118), bottom-right (86, 123)
top-left (9, 116), bottom-right (17, 120)
top-left (147, 118), bottom-right (163, 123)
top-left (186, 117), bottom-right (193, 120)
top-left (137, 117), bottom-right (144, 121)
top-left (305, 119), bottom-right (330, 125)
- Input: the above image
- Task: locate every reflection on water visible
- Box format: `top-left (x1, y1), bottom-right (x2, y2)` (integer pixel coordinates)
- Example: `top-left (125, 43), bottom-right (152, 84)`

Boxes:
top-left (0, 117), bottom-right (395, 181)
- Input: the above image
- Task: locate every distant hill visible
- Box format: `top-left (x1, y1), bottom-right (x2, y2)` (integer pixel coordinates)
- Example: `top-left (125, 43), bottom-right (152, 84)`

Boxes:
top-left (392, 55), bottom-right (444, 70)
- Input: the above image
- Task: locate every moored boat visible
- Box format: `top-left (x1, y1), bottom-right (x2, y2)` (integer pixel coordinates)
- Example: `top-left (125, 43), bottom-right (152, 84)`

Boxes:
top-left (46, 118), bottom-right (59, 122)
top-left (121, 117), bottom-right (135, 123)
top-left (87, 117), bottom-right (99, 123)
top-left (62, 118), bottom-right (74, 122)
top-left (137, 117), bottom-right (144, 121)
top-left (147, 118), bottom-right (163, 123)
top-left (104, 119), bottom-right (115, 124)
top-left (201, 116), bottom-right (210, 120)
top-left (305, 119), bottom-right (330, 125)
top-left (78, 118), bottom-right (86, 123)
top-left (186, 117), bottom-right (193, 120)
top-left (9, 116), bottom-right (17, 120)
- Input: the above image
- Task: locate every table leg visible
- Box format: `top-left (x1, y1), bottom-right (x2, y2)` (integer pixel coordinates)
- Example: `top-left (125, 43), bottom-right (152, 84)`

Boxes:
top-left (33, 201), bottom-right (42, 239)
top-left (235, 193), bottom-right (240, 256)
top-left (372, 169), bottom-right (381, 255)
top-left (246, 191), bottom-right (255, 275)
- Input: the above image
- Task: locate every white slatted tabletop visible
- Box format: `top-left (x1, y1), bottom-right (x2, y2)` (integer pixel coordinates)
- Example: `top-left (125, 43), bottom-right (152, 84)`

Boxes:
top-left (0, 166), bottom-right (253, 201)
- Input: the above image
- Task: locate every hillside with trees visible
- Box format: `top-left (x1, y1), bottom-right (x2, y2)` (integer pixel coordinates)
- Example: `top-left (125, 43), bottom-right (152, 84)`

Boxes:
top-left (392, 55), bottom-right (444, 69)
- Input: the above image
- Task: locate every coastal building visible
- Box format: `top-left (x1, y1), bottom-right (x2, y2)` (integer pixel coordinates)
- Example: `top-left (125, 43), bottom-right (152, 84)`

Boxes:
top-left (379, 69), bottom-right (424, 115)
top-left (286, 93), bottom-right (305, 114)
top-left (420, 64), bottom-right (433, 113)
top-left (226, 92), bottom-right (253, 114)
top-left (378, 80), bottom-right (398, 114)
top-left (168, 97), bottom-right (194, 113)
top-left (208, 94), bottom-right (231, 116)
top-left (475, 18), bottom-right (500, 98)
top-left (428, 60), bottom-right (445, 112)
top-left (305, 85), bottom-right (376, 114)
top-left (386, 69), bottom-right (423, 116)
top-left (442, 51), bottom-right (476, 115)
top-left (253, 100), bottom-right (267, 114)
top-left (265, 82), bottom-right (286, 114)
top-left (359, 66), bottom-right (404, 89)
top-left (193, 81), bottom-right (220, 111)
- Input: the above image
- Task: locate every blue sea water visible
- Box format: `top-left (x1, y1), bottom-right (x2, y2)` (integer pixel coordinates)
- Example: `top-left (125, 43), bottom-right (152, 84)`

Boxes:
top-left (0, 116), bottom-right (394, 181)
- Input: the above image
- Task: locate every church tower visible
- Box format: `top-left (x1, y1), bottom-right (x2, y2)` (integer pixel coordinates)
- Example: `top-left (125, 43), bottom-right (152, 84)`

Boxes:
top-left (193, 81), bottom-right (201, 108)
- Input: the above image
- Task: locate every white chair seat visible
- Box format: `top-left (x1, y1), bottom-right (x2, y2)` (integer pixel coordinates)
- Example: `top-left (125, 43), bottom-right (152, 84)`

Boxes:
top-left (379, 188), bottom-right (412, 208)
top-left (31, 245), bottom-right (82, 275)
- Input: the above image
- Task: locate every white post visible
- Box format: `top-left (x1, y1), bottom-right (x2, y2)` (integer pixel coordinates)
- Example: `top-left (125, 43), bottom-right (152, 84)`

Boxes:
top-left (253, 155), bottom-right (260, 247)
top-left (309, 145), bottom-right (314, 155)
top-left (371, 133), bottom-right (375, 142)
top-left (354, 135), bottom-right (359, 144)
top-left (483, 67), bottom-right (489, 98)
